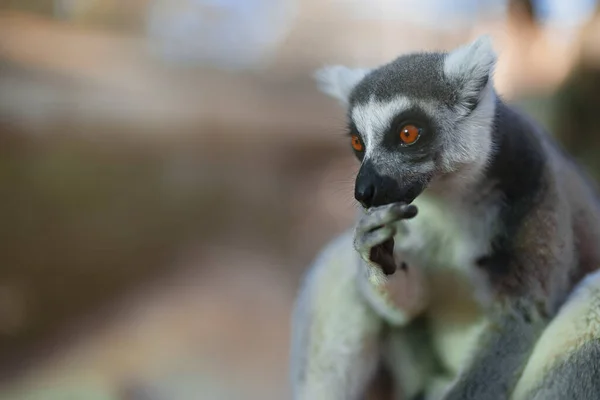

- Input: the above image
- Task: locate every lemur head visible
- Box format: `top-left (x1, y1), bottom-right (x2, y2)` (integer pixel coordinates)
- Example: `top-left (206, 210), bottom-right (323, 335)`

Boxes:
top-left (315, 35), bottom-right (498, 208)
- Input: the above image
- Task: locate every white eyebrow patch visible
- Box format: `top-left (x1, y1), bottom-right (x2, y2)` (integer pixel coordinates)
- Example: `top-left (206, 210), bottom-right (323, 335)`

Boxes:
top-left (351, 95), bottom-right (412, 155)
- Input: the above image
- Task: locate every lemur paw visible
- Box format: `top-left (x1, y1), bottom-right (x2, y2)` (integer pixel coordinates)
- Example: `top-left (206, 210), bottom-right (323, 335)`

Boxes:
top-left (354, 203), bottom-right (427, 325)
top-left (353, 202), bottom-right (417, 274)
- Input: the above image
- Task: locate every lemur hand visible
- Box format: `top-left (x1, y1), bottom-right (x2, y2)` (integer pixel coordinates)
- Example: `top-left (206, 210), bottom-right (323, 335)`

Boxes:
top-left (353, 202), bottom-right (426, 325)
top-left (353, 202), bottom-right (418, 275)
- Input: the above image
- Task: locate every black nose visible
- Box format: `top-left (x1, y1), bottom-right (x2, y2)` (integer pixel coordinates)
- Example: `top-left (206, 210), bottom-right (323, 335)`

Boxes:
top-left (355, 160), bottom-right (409, 208)
top-left (355, 181), bottom-right (375, 208)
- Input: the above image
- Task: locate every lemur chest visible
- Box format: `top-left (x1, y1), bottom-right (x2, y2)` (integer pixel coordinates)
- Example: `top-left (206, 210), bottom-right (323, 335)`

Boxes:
top-left (393, 194), bottom-right (498, 375)
top-left (394, 194), bottom-right (498, 272)
top-left (426, 268), bottom-right (487, 376)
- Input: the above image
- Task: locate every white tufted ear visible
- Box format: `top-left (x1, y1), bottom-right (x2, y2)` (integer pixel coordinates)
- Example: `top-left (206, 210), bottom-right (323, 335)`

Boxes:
top-left (444, 35), bottom-right (497, 83)
top-left (314, 65), bottom-right (371, 106)
top-left (443, 35), bottom-right (497, 113)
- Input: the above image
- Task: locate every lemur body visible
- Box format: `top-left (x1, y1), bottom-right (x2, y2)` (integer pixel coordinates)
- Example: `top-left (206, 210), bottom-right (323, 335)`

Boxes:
top-left (291, 36), bottom-right (600, 400)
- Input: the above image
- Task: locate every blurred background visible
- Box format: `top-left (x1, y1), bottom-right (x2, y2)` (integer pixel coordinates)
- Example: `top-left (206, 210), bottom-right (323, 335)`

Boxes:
top-left (1, 0), bottom-right (600, 399)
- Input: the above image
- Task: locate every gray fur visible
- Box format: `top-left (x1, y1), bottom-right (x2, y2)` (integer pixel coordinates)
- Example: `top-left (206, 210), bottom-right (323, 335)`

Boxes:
top-left (349, 53), bottom-right (452, 107)
top-left (528, 341), bottom-right (600, 400)
top-left (295, 34), bottom-right (600, 400)
top-left (343, 36), bottom-right (498, 205)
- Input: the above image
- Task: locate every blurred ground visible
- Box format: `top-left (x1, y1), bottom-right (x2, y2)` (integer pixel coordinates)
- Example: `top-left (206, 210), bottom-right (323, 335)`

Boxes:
top-left (0, 1), bottom-right (599, 399)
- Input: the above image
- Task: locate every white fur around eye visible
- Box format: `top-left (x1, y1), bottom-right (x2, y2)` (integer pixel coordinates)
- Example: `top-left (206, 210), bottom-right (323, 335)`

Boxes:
top-left (351, 96), bottom-right (412, 153)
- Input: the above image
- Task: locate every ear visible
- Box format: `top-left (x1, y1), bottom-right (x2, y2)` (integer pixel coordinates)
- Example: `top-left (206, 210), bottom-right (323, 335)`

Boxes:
top-left (314, 65), bottom-right (371, 106)
top-left (444, 35), bottom-right (497, 112)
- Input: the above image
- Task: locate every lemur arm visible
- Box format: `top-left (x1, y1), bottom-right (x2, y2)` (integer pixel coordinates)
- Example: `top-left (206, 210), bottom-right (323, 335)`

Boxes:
top-left (441, 299), bottom-right (549, 400)
top-left (290, 229), bottom-right (393, 400)
top-left (512, 269), bottom-right (600, 400)
top-left (290, 206), bottom-right (430, 400)
top-left (442, 206), bottom-right (565, 400)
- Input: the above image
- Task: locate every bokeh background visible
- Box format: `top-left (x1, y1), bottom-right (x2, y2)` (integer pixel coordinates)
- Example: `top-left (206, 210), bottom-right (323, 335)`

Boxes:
top-left (1, 0), bottom-right (600, 399)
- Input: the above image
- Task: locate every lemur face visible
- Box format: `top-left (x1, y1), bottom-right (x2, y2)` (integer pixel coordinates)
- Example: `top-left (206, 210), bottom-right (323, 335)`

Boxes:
top-left (315, 36), bottom-right (498, 208)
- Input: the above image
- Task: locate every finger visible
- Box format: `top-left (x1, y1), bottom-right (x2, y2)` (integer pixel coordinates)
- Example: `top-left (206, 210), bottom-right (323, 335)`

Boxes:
top-left (400, 204), bottom-right (418, 219)
top-left (358, 203), bottom-right (418, 233)
top-left (358, 204), bottom-right (404, 233)
top-left (355, 225), bottom-right (396, 253)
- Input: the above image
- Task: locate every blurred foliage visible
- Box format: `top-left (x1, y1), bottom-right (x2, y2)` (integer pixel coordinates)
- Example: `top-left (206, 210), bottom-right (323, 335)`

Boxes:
top-left (552, 62), bottom-right (600, 182)
top-left (0, 0), bottom-right (54, 16)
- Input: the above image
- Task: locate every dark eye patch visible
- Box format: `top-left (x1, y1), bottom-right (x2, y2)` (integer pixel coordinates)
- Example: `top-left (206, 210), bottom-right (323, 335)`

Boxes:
top-left (380, 106), bottom-right (439, 160)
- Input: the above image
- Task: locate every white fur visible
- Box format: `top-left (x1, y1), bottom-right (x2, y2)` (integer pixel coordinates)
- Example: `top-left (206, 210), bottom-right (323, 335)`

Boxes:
top-left (314, 66), bottom-right (371, 105)
top-left (356, 248), bottom-right (430, 326)
top-left (395, 192), bottom-right (499, 274)
top-left (356, 264), bottom-right (412, 325)
top-left (351, 89), bottom-right (496, 195)
top-left (290, 231), bottom-right (383, 400)
top-left (431, 35), bottom-right (499, 196)
top-left (443, 35), bottom-right (497, 117)
top-left (444, 35), bottom-right (496, 79)
top-left (427, 83), bottom-right (498, 198)
top-left (351, 95), bottom-right (413, 154)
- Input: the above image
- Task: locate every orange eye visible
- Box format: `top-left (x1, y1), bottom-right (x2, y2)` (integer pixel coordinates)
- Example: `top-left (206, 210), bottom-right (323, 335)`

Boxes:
top-left (351, 135), bottom-right (364, 152)
top-left (399, 124), bottom-right (420, 145)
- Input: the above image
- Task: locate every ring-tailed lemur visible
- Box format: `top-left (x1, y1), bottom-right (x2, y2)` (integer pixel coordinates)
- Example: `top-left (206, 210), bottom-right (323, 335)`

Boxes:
top-left (290, 35), bottom-right (600, 400)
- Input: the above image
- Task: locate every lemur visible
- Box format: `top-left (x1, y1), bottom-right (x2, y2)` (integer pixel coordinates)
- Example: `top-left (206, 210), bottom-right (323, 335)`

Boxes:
top-left (290, 35), bottom-right (600, 400)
